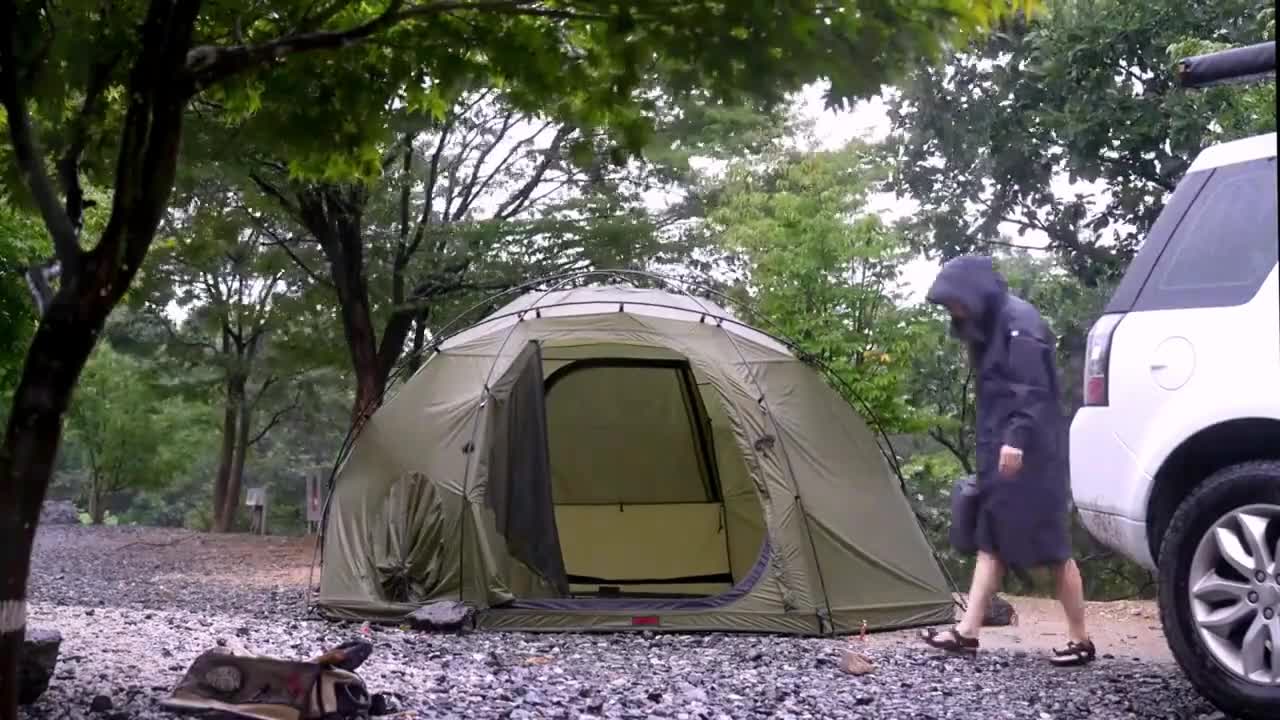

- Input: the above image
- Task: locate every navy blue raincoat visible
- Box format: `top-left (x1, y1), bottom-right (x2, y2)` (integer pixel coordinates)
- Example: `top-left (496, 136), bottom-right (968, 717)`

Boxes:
top-left (926, 256), bottom-right (1072, 570)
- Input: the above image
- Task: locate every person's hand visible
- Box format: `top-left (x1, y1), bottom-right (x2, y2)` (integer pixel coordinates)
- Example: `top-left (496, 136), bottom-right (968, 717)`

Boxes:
top-left (998, 445), bottom-right (1023, 478)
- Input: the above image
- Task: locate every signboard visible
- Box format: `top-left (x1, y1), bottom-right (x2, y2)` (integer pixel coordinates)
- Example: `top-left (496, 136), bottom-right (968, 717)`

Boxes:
top-left (245, 487), bottom-right (267, 507)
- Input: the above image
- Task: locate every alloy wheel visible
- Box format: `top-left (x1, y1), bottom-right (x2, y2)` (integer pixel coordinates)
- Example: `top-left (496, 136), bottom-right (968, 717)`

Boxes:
top-left (1188, 503), bottom-right (1280, 685)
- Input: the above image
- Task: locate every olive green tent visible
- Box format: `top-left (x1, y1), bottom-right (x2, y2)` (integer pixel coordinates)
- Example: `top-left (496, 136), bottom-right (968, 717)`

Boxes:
top-left (315, 284), bottom-right (954, 635)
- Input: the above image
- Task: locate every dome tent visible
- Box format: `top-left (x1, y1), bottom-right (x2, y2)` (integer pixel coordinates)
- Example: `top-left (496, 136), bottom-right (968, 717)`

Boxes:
top-left (315, 275), bottom-right (954, 635)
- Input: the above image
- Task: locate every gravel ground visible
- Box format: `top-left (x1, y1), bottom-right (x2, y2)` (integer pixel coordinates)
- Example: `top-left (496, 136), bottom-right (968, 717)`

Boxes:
top-left (20, 525), bottom-right (1224, 720)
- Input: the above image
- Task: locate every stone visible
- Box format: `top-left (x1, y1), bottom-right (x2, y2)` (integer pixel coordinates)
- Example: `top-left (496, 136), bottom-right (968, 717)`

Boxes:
top-left (407, 601), bottom-right (475, 632)
top-left (371, 692), bottom-right (404, 716)
top-left (89, 694), bottom-right (114, 712)
top-left (840, 650), bottom-right (876, 676)
top-left (18, 628), bottom-right (62, 705)
top-left (983, 594), bottom-right (1017, 627)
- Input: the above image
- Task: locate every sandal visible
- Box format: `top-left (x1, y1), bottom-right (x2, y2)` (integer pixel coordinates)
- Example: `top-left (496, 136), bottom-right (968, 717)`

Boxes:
top-left (1049, 638), bottom-right (1097, 667)
top-left (920, 626), bottom-right (980, 656)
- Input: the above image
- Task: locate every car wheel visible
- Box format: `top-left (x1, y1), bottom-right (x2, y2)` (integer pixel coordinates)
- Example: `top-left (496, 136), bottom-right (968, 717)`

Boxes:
top-left (1158, 460), bottom-right (1280, 719)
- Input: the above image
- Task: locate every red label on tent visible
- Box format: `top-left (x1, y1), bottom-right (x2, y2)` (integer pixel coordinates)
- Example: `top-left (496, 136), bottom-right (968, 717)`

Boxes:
top-left (631, 616), bottom-right (660, 626)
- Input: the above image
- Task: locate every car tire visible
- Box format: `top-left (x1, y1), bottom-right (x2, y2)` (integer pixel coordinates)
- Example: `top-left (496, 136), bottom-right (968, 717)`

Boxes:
top-left (1157, 460), bottom-right (1280, 720)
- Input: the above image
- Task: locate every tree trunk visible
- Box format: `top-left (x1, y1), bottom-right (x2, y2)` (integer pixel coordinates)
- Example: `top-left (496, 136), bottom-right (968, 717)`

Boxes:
top-left (213, 375), bottom-right (247, 533)
top-left (0, 280), bottom-right (126, 716)
top-left (0, 0), bottom-right (196, 708)
top-left (347, 304), bottom-right (385, 429)
top-left (89, 475), bottom-right (106, 525)
top-left (219, 379), bottom-right (253, 532)
top-left (296, 185), bottom-right (404, 428)
top-left (210, 377), bottom-right (237, 532)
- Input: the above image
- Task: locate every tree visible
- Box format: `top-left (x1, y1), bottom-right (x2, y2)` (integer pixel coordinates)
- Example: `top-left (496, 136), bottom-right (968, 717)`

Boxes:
top-left (241, 92), bottom-right (601, 421)
top-left (0, 0), bottom-right (1035, 713)
top-left (63, 344), bottom-right (209, 524)
top-left (711, 142), bottom-right (919, 434)
top-left (137, 190), bottom-right (308, 531)
top-left (238, 88), bottom-right (795, 422)
top-left (885, 0), bottom-right (1274, 285)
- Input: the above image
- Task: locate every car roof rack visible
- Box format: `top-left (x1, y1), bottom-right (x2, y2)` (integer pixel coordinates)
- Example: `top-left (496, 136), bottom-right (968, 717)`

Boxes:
top-left (1176, 40), bottom-right (1276, 89)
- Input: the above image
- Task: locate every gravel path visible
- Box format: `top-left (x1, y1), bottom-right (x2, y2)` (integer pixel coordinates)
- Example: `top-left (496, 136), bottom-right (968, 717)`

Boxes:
top-left (20, 525), bottom-right (1224, 720)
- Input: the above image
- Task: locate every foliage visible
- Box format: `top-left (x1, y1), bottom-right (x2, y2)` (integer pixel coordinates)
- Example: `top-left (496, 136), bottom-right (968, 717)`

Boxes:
top-left (885, 0), bottom-right (1275, 285)
top-left (1166, 4), bottom-right (1277, 139)
top-left (0, 205), bottom-right (45, 403)
top-left (62, 343), bottom-right (214, 524)
top-left (0, 185), bottom-right (112, 406)
top-left (711, 143), bottom-right (919, 433)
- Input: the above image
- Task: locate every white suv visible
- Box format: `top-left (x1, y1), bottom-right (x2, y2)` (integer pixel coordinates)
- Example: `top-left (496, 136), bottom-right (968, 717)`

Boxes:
top-left (1069, 130), bottom-right (1278, 718)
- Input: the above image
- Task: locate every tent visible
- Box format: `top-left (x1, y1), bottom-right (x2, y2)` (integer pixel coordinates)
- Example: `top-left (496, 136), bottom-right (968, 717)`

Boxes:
top-left (315, 282), bottom-right (954, 635)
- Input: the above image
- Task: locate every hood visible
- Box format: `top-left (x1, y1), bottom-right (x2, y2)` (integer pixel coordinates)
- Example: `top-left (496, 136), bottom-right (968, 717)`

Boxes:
top-left (925, 255), bottom-right (1009, 340)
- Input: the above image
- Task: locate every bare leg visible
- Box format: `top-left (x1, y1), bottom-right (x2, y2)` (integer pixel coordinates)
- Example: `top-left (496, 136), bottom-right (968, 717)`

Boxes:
top-left (955, 551), bottom-right (1005, 638)
top-left (1053, 558), bottom-right (1089, 643)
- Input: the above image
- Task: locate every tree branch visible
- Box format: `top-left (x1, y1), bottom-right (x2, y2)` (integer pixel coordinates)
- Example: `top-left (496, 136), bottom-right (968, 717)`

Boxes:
top-left (248, 388), bottom-right (301, 447)
top-left (0, 5), bottom-right (83, 273)
top-left (240, 206), bottom-right (335, 289)
top-left (927, 427), bottom-right (974, 475)
top-left (143, 305), bottom-right (220, 355)
top-left (497, 125), bottom-right (573, 219)
top-left (250, 374), bottom-right (279, 408)
top-left (459, 118), bottom-right (552, 220)
top-left (185, 0), bottom-right (609, 90)
top-left (450, 109), bottom-right (522, 221)
top-left (248, 171), bottom-right (301, 218)
top-left (402, 109), bottom-right (459, 260)
top-left (58, 50), bottom-right (123, 240)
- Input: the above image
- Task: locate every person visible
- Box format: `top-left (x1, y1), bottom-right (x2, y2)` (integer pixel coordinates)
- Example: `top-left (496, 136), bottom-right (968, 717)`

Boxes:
top-left (919, 255), bottom-right (1095, 666)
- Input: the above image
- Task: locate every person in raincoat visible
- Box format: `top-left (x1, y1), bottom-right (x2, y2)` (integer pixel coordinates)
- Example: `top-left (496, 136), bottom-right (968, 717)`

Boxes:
top-left (919, 255), bottom-right (1095, 666)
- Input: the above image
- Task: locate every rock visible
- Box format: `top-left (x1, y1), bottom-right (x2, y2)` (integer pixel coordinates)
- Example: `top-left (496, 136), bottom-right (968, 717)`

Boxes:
top-left (89, 694), bottom-right (114, 712)
top-left (371, 692), bottom-right (403, 716)
top-left (983, 594), bottom-right (1017, 627)
top-left (18, 628), bottom-right (62, 705)
top-left (840, 650), bottom-right (876, 676)
top-left (40, 500), bottom-right (81, 526)
top-left (407, 601), bottom-right (475, 632)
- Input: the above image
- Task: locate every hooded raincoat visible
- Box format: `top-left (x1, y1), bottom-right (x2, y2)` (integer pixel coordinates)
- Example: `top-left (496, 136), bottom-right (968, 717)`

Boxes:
top-left (925, 256), bottom-right (1072, 570)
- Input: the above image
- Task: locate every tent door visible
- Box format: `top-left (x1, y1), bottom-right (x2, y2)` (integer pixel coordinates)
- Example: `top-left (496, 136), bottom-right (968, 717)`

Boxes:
top-left (484, 340), bottom-right (569, 595)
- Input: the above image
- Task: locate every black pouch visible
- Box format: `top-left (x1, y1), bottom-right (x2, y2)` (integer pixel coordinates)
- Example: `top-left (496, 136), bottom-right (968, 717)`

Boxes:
top-left (948, 474), bottom-right (981, 555)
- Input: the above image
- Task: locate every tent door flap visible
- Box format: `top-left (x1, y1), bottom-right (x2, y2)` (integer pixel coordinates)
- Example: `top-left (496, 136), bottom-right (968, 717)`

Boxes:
top-left (484, 341), bottom-right (569, 594)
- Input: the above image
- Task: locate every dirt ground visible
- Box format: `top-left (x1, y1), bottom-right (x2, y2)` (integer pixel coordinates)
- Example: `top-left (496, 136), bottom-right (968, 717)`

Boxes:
top-left (38, 526), bottom-right (1175, 663)
top-left (868, 595), bottom-right (1173, 663)
top-left (249, 531), bottom-right (1177, 662)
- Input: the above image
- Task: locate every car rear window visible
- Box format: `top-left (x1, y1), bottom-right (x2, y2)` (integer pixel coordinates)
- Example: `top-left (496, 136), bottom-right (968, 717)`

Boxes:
top-left (1129, 157), bottom-right (1278, 311)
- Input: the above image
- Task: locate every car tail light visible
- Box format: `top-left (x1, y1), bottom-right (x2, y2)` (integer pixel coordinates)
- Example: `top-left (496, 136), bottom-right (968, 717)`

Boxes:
top-left (1083, 313), bottom-right (1124, 407)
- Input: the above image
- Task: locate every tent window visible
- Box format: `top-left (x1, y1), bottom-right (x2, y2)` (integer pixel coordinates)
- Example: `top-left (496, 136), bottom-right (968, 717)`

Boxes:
top-left (544, 359), bottom-right (722, 505)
